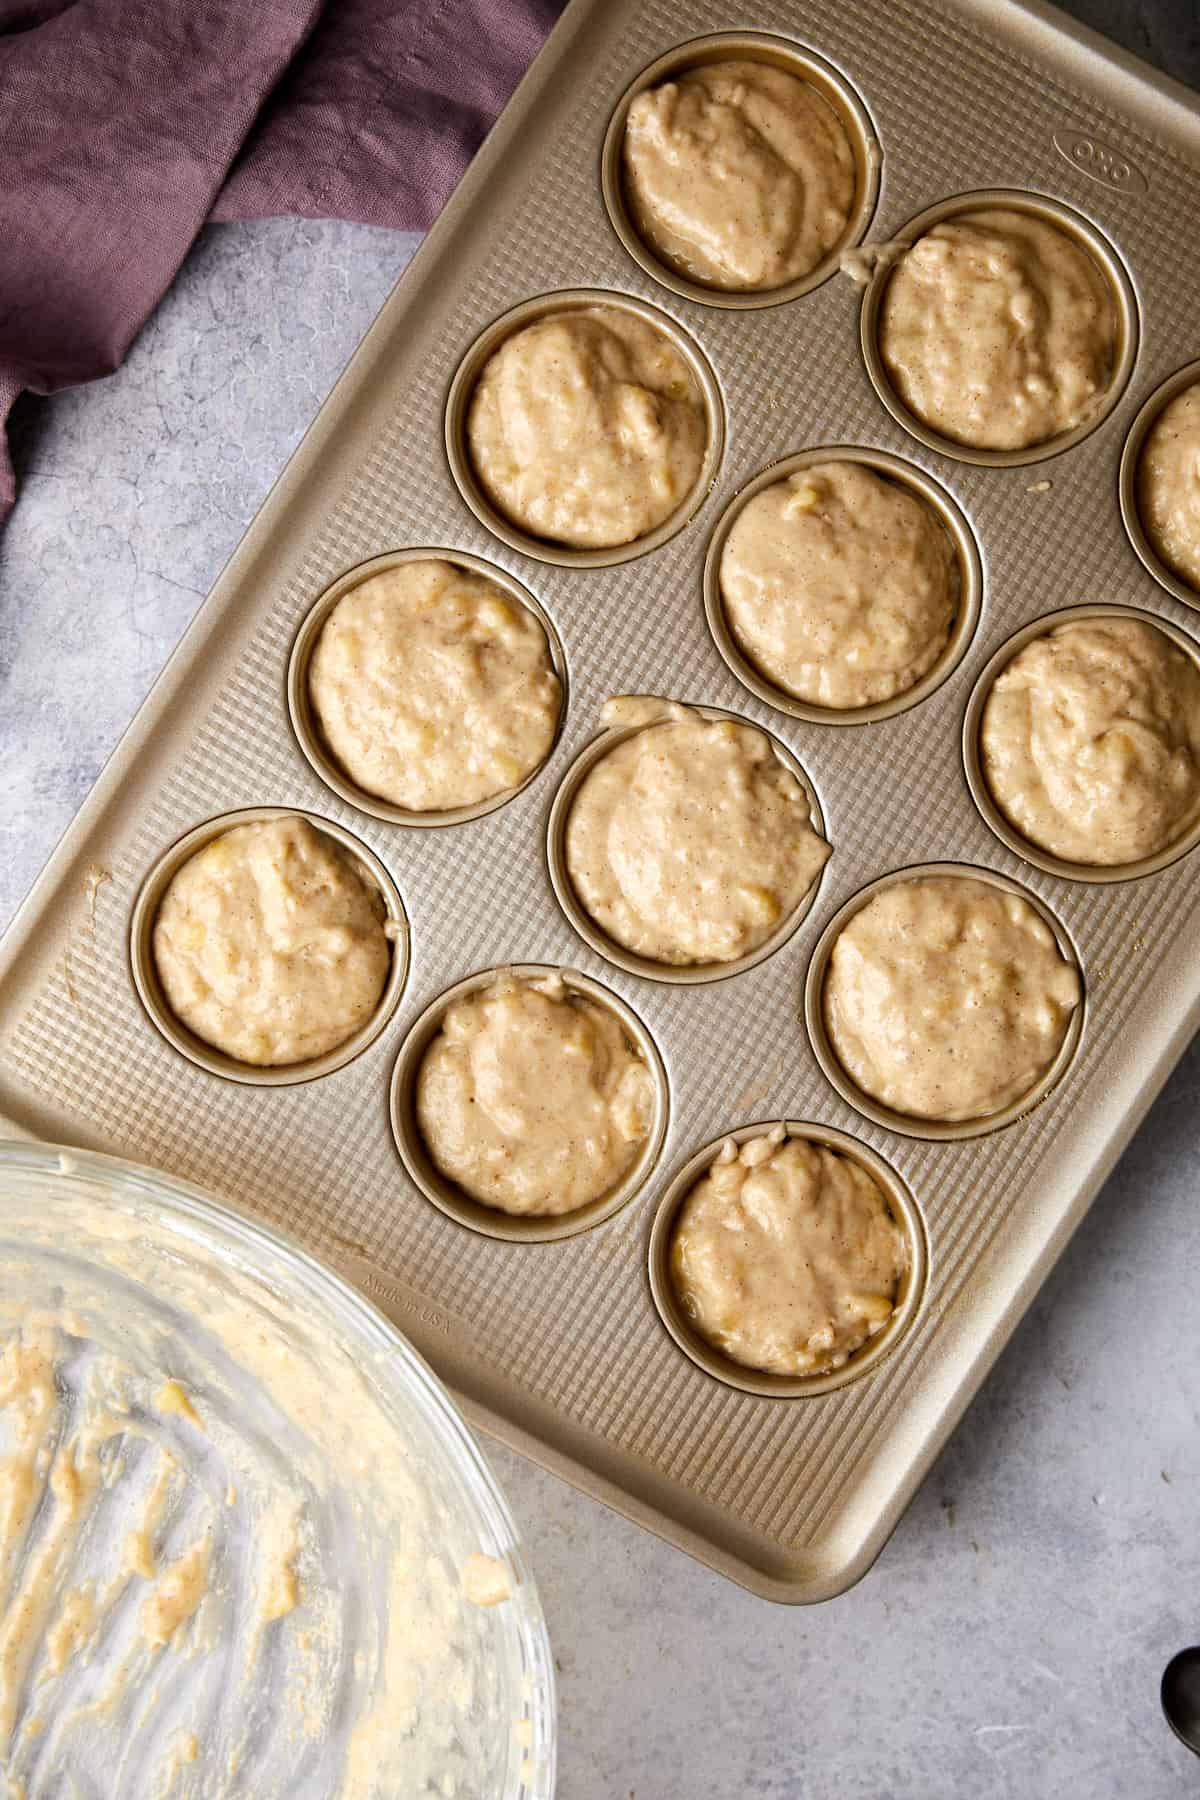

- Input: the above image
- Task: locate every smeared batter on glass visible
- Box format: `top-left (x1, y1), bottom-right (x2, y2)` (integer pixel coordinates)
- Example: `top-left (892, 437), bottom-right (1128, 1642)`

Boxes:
top-left (0, 1172), bottom-right (514, 1799)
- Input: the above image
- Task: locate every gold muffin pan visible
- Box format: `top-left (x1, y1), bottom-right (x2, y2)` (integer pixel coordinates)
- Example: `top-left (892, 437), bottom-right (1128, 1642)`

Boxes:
top-left (4, 0), bottom-right (1200, 1604)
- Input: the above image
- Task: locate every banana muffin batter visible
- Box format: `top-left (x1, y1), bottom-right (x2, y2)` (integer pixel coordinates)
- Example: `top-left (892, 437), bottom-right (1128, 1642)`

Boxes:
top-left (466, 306), bottom-right (707, 549)
top-left (153, 816), bottom-right (392, 1066)
top-left (981, 616), bottom-right (1200, 866)
top-left (1137, 381), bottom-right (1200, 592)
top-left (670, 1126), bottom-right (907, 1377)
top-left (823, 875), bottom-right (1081, 1122)
top-left (719, 460), bottom-right (959, 707)
top-left (415, 971), bottom-right (654, 1216)
top-left (622, 59), bottom-right (856, 292)
top-left (308, 559), bottom-right (561, 812)
top-left (565, 699), bottom-right (830, 966)
top-left (878, 208), bottom-right (1116, 451)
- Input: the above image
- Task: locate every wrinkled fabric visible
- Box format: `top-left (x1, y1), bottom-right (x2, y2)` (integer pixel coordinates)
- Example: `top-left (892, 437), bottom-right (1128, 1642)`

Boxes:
top-left (212, 0), bottom-right (562, 231)
top-left (0, 0), bottom-right (563, 522)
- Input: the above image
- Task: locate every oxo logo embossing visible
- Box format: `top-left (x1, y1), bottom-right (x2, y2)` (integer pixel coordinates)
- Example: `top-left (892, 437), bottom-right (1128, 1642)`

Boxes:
top-left (1053, 127), bottom-right (1148, 195)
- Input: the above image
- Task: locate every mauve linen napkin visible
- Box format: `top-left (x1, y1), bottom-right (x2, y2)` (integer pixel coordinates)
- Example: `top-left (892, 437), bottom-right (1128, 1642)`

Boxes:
top-left (0, 0), bottom-right (563, 524)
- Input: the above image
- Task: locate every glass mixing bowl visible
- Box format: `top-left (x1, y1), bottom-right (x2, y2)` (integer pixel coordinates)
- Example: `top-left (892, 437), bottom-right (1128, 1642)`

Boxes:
top-left (0, 1139), bottom-right (555, 1799)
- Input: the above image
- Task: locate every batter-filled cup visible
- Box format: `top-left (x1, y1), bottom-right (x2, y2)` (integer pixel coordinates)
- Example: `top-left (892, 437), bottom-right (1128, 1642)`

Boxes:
top-left (390, 965), bottom-right (669, 1243)
top-left (445, 291), bottom-right (723, 567)
top-left (288, 550), bottom-right (566, 827)
top-left (602, 32), bottom-right (880, 310)
top-left (858, 190), bottom-right (1138, 466)
top-left (131, 809), bottom-right (409, 1087)
top-left (548, 698), bottom-right (830, 983)
top-left (1120, 359), bottom-right (1200, 608)
top-left (704, 447), bottom-right (981, 723)
top-left (965, 606), bottom-right (1200, 880)
top-left (805, 864), bottom-right (1084, 1138)
top-left (647, 1121), bottom-right (927, 1399)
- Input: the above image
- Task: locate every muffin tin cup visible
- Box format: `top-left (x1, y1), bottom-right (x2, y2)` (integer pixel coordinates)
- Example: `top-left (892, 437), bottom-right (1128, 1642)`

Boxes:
top-left (803, 860), bottom-right (1087, 1141)
top-left (1118, 357), bottom-right (1200, 609)
top-left (702, 445), bottom-right (983, 724)
top-left (389, 963), bottom-right (670, 1243)
top-left (545, 702), bottom-right (829, 985)
top-left (129, 807), bottom-right (410, 1088)
top-left (858, 188), bottom-right (1140, 468)
top-left (443, 288), bottom-right (725, 569)
top-left (600, 31), bottom-right (881, 311)
top-left (647, 1120), bottom-right (928, 1398)
top-left (962, 603), bottom-right (1200, 883)
top-left (287, 548), bottom-right (569, 828)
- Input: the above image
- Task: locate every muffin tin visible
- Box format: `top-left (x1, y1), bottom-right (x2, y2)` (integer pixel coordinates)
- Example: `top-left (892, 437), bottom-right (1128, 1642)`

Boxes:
top-left (2, 0), bottom-right (1200, 1603)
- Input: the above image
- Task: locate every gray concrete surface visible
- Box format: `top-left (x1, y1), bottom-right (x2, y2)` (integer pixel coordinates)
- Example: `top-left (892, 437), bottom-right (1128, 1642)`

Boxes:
top-left (3, 6), bottom-right (1200, 1796)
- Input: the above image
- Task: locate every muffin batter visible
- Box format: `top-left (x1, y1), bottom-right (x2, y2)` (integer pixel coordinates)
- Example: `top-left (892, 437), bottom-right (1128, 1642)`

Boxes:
top-left (308, 559), bottom-right (561, 812)
top-left (466, 306), bottom-right (707, 549)
top-left (879, 208), bottom-right (1116, 451)
top-left (719, 461), bottom-right (959, 707)
top-left (824, 875), bottom-right (1081, 1121)
top-left (981, 617), bottom-right (1200, 866)
top-left (670, 1126), bottom-right (907, 1377)
top-left (415, 971), bottom-right (654, 1216)
top-left (153, 816), bottom-right (392, 1066)
top-left (1137, 381), bottom-right (1200, 592)
top-left (565, 699), bottom-right (830, 965)
top-left (622, 59), bottom-right (856, 291)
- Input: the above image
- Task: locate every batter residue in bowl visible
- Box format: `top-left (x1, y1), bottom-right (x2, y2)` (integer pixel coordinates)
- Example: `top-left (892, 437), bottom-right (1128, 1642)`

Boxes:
top-left (0, 1180), bottom-right (516, 1798)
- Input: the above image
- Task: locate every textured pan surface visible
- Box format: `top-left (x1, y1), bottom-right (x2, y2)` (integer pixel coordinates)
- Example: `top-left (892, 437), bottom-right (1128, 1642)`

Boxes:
top-left (2, 0), bottom-right (1200, 1601)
